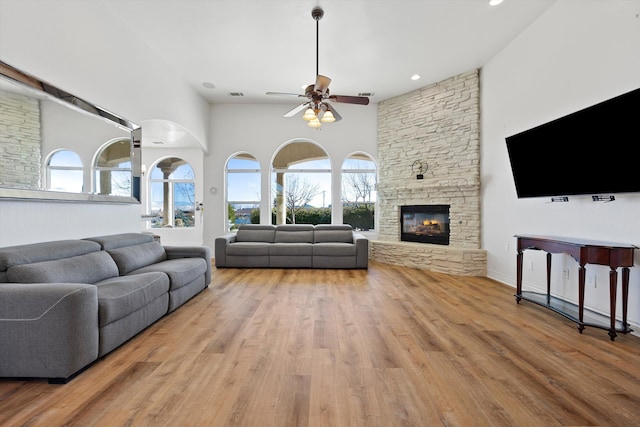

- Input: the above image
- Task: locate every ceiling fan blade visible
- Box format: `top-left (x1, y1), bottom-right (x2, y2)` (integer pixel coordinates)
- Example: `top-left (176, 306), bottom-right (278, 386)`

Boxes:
top-left (314, 75), bottom-right (331, 94)
top-left (283, 103), bottom-right (309, 117)
top-left (327, 104), bottom-right (342, 122)
top-left (266, 91), bottom-right (305, 97)
top-left (328, 95), bottom-right (370, 105)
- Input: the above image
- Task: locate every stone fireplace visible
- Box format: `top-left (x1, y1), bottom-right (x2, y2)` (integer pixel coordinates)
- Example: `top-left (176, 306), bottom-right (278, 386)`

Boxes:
top-left (370, 70), bottom-right (487, 276)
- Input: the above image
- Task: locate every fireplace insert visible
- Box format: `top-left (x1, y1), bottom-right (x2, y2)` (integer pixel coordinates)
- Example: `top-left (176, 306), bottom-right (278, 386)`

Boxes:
top-left (400, 205), bottom-right (450, 245)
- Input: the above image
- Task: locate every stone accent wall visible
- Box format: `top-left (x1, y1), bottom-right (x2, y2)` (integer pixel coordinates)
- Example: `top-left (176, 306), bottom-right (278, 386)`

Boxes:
top-left (372, 69), bottom-right (486, 275)
top-left (0, 92), bottom-right (41, 189)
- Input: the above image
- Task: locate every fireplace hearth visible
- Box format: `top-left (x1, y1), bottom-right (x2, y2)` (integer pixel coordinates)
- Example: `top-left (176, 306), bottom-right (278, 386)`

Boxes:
top-left (400, 205), bottom-right (450, 245)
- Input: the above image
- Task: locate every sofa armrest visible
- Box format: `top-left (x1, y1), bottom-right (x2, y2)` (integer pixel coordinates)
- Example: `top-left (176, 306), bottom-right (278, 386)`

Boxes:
top-left (0, 283), bottom-right (99, 381)
top-left (353, 233), bottom-right (369, 269)
top-left (214, 233), bottom-right (237, 268)
top-left (164, 245), bottom-right (212, 285)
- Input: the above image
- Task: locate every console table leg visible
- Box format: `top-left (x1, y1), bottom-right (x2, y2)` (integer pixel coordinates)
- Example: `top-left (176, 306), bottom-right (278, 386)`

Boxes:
top-left (609, 268), bottom-right (618, 341)
top-left (621, 267), bottom-right (630, 331)
top-left (578, 265), bottom-right (586, 333)
top-left (546, 252), bottom-right (552, 300)
top-left (515, 250), bottom-right (523, 303)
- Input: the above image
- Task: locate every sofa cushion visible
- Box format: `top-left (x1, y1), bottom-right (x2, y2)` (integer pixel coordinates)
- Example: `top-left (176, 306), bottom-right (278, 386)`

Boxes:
top-left (274, 225), bottom-right (314, 243)
top-left (6, 251), bottom-right (119, 284)
top-left (0, 240), bottom-right (101, 273)
top-left (313, 243), bottom-right (357, 257)
top-left (270, 242), bottom-right (313, 256)
top-left (227, 242), bottom-right (271, 256)
top-left (314, 225), bottom-right (354, 243)
top-left (95, 272), bottom-right (169, 326)
top-left (236, 225), bottom-right (276, 243)
top-left (107, 241), bottom-right (167, 275)
top-left (128, 258), bottom-right (208, 291)
top-left (84, 233), bottom-right (154, 250)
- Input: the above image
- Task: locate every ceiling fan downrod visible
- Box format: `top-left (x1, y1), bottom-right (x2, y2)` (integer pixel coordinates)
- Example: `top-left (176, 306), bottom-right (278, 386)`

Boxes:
top-left (312, 7), bottom-right (324, 77)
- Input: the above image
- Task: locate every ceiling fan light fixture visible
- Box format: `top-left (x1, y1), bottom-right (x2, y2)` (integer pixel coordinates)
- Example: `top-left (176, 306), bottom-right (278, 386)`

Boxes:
top-left (302, 107), bottom-right (316, 121)
top-left (308, 117), bottom-right (322, 128)
top-left (321, 110), bottom-right (335, 123)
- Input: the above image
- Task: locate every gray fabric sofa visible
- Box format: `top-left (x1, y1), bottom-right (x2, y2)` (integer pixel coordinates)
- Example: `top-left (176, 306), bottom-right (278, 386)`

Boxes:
top-left (0, 233), bottom-right (210, 383)
top-left (215, 224), bottom-right (368, 269)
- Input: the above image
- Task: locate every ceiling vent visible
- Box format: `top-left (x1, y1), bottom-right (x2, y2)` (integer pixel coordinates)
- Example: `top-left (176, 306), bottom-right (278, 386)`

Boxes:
top-left (358, 92), bottom-right (375, 97)
top-left (227, 92), bottom-right (244, 97)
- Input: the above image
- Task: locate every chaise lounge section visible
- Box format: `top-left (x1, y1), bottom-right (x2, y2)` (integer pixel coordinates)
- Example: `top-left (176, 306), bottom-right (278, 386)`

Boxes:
top-left (214, 224), bottom-right (368, 269)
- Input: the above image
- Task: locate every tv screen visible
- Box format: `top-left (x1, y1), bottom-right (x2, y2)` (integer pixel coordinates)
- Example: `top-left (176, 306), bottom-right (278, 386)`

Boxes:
top-left (505, 87), bottom-right (640, 198)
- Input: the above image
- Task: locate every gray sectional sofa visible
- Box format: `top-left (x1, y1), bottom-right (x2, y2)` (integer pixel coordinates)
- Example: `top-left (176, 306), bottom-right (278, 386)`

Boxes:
top-left (215, 224), bottom-right (368, 269)
top-left (0, 233), bottom-right (210, 383)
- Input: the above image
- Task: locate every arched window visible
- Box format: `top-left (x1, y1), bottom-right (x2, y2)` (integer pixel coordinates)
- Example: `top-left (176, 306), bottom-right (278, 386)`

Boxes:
top-left (272, 141), bottom-right (331, 225)
top-left (226, 153), bottom-right (261, 231)
top-left (94, 138), bottom-right (131, 196)
top-left (149, 157), bottom-right (195, 228)
top-left (342, 153), bottom-right (377, 231)
top-left (46, 149), bottom-right (83, 193)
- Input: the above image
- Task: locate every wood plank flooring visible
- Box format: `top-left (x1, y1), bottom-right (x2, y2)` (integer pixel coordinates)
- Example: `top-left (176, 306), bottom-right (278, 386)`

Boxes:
top-left (2, 261), bottom-right (640, 426)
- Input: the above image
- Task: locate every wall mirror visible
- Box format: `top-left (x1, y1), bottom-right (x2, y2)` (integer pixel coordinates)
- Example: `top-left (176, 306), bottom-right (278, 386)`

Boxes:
top-left (0, 60), bottom-right (141, 203)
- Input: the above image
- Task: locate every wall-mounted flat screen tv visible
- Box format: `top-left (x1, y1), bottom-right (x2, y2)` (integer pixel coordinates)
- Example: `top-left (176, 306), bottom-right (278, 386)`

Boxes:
top-left (505, 87), bottom-right (640, 198)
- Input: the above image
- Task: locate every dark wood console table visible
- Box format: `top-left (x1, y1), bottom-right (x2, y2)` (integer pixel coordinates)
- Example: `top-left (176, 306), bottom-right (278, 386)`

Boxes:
top-left (515, 235), bottom-right (636, 340)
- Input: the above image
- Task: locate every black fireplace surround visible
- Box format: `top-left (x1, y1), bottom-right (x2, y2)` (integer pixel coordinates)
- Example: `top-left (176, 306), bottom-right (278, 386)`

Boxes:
top-left (400, 205), bottom-right (450, 245)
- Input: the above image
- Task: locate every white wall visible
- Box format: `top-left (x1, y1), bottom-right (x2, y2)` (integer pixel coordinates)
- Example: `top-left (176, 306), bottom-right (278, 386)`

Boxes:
top-left (0, 201), bottom-right (141, 247)
top-left (481, 1), bottom-right (640, 329)
top-left (204, 103), bottom-right (378, 247)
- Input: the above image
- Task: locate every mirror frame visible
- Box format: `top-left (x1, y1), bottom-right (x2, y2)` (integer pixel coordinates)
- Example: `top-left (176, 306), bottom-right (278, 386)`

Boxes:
top-left (0, 60), bottom-right (142, 203)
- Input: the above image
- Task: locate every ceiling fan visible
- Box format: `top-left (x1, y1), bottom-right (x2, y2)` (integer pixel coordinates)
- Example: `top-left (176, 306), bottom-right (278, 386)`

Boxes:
top-left (266, 6), bottom-right (369, 128)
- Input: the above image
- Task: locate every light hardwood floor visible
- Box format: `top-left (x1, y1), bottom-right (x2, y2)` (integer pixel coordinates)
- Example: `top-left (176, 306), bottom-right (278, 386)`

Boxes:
top-left (2, 261), bottom-right (640, 426)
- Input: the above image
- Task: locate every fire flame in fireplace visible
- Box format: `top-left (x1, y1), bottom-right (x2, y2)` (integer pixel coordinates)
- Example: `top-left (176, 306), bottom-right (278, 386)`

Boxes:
top-left (417, 219), bottom-right (442, 235)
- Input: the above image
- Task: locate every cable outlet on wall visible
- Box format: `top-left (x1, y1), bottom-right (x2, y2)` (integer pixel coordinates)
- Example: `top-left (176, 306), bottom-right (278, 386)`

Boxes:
top-left (587, 274), bottom-right (597, 288)
top-left (562, 269), bottom-right (570, 280)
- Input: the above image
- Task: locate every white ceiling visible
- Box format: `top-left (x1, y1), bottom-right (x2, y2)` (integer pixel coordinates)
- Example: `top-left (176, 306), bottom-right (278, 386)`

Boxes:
top-left (104, 0), bottom-right (557, 105)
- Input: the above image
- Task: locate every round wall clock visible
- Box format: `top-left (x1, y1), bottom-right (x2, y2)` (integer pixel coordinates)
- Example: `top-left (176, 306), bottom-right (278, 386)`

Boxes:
top-left (412, 160), bottom-right (428, 179)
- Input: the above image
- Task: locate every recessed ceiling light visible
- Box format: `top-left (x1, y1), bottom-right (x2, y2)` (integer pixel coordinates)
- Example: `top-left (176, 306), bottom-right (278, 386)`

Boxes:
top-left (202, 82), bottom-right (215, 89)
top-left (411, 74), bottom-right (421, 81)
top-left (489, 0), bottom-right (504, 6)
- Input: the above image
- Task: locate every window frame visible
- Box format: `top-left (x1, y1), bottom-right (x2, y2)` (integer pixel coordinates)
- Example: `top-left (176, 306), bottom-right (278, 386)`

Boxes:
top-left (92, 138), bottom-right (133, 197)
top-left (148, 158), bottom-right (196, 229)
top-left (226, 152), bottom-right (261, 231)
top-left (341, 152), bottom-right (378, 231)
top-left (45, 149), bottom-right (84, 193)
